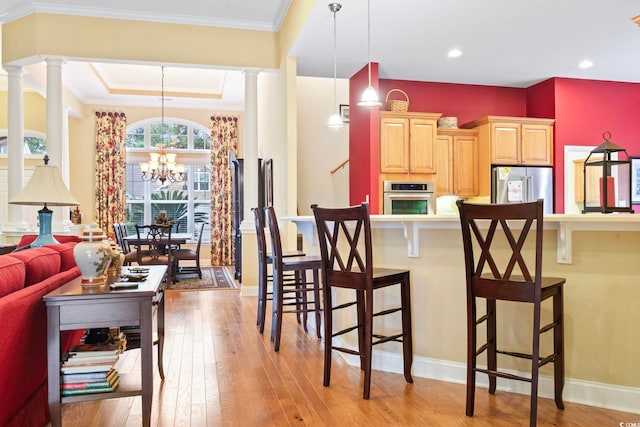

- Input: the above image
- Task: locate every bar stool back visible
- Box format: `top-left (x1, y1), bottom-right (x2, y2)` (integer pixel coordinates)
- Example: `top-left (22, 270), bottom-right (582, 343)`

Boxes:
top-left (311, 202), bottom-right (413, 399)
top-left (265, 206), bottom-right (322, 351)
top-left (457, 199), bottom-right (565, 427)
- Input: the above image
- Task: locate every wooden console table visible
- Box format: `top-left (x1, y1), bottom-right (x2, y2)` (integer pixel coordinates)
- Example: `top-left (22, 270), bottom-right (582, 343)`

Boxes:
top-left (44, 265), bottom-right (167, 427)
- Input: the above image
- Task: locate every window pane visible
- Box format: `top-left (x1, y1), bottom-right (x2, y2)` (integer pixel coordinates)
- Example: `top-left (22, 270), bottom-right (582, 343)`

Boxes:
top-left (192, 164), bottom-right (211, 197)
top-left (126, 164), bottom-right (146, 200)
top-left (25, 137), bottom-right (46, 153)
top-left (193, 128), bottom-right (211, 150)
top-left (126, 202), bottom-right (144, 231)
top-left (126, 127), bottom-right (145, 148)
top-left (151, 187), bottom-right (189, 225)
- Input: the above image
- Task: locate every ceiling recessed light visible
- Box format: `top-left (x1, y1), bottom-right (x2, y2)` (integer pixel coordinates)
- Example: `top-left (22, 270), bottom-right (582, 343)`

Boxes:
top-left (448, 49), bottom-right (463, 58)
top-left (579, 60), bottom-right (594, 69)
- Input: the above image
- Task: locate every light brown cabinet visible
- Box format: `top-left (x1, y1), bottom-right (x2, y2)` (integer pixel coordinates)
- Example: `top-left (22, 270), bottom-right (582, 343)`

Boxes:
top-left (463, 116), bottom-right (555, 166)
top-left (435, 128), bottom-right (478, 196)
top-left (380, 112), bottom-right (441, 174)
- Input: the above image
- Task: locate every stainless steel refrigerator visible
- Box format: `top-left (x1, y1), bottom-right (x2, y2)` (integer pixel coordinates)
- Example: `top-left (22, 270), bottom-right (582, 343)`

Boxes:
top-left (491, 166), bottom-right (554, 213)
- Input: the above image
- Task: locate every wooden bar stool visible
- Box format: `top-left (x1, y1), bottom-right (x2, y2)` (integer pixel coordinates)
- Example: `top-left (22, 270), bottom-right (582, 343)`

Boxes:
top-left (264, 206), bottom-right (322, 351)
top-left (311, 203), bottom-right (413, 399)
top-left (252, 207), bottom-right (305, 334)
top-left (457, 199), bottom-right (565, 427)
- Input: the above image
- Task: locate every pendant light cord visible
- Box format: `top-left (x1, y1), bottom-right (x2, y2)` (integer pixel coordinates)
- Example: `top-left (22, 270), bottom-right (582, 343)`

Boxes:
top-left (367, 0), bottom-right (372, 85)
top-left (333, 6), bottom-right (338, 108)
top-left (161, 66), bottom-right (165, 146)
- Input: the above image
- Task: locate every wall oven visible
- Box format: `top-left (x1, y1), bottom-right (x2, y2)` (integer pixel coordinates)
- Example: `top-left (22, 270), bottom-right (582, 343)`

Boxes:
top-left (383, 181), bottom-right (435, 215)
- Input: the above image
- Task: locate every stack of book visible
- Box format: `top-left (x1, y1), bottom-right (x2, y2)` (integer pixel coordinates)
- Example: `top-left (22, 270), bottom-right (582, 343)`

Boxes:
top-left (61, 343), bottom-right (121, 396)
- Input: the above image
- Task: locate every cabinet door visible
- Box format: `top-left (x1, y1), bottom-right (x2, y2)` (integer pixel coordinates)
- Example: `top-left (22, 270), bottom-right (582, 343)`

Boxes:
top-left (491, 123), bottom-right (520, 164)
top-left (380, 117), bottom-right (409, 173)
top-left (410, 119), bottom-right (437, 173)
top-left (435, 135), bottom-right (453, 194)
top-left (453, 134), bottom-right (479, 196)
top-left (521, 124), bottom-right (553, 165)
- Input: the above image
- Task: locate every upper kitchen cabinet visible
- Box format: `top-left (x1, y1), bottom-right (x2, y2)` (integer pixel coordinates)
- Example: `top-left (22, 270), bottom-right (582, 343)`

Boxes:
top-left (380, 112), bottom-right (441, 174)
top-left (435, 128), bottom-right (478, 196)
top-left (462, 116), bottom-right (555, 166)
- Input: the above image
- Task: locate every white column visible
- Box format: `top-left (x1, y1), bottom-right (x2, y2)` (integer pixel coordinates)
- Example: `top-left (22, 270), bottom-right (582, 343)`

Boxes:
top-left (242, 68), bottom-right (260, 222)
top-left (4, 65), bottom-right (27, 229)
top-left (44, 56), bottom-right (69, 228)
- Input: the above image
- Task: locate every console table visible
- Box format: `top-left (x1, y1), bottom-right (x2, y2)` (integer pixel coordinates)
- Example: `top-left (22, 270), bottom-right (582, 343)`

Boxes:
top-left (44, 265), bottom-right (167, 427)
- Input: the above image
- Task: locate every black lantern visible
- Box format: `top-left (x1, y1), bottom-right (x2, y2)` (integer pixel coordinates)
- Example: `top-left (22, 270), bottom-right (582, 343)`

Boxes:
top-left (582, 131), bottom-right (633, 213)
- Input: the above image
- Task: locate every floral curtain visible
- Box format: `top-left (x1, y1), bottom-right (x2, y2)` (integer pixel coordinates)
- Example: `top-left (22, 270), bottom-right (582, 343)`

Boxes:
top-left (210, 116), bottom-right (238, 265)
top-left (95, 111), bottom-right (127, 239)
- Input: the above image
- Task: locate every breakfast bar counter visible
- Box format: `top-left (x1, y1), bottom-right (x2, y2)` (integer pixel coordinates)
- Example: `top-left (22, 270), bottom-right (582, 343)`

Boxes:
top-left (278, 213), bottom-right (640, 414)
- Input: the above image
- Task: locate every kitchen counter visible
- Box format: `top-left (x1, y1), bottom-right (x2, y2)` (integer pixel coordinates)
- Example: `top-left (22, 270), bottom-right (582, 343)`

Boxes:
top-left (284, 213), bottom-right (640, 264)
top-left (278, 212), bottom-right (640, 414)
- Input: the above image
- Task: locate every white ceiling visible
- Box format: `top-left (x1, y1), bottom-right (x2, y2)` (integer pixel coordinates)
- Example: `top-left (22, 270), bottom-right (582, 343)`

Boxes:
top-left (1, 0), bottom-right (640, 110)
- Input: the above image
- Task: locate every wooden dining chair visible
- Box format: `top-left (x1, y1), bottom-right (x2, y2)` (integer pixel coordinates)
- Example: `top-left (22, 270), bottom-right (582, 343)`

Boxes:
top-left (113, 223), bottom-right (136, 266)
top-left (134, 224), bottom-right (174, 282)
top-left (311, 203), bottom-right (413, 400)
top-left (252, 207), bottom-right (306, 334)
top-left (173, 222), bottom-right (205, 279)
top-left (456, 199), bottom-right (565, 427)
top-left (265, 206), bottom-right (322, 352)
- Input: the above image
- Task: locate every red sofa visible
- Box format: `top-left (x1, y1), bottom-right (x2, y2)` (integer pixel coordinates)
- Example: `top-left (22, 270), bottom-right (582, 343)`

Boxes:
top-left (0, 241), bottom-right (84, 426)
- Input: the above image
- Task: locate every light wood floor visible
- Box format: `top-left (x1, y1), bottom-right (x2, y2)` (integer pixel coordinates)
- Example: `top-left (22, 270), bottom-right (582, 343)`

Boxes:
top-left (57, 287), bottom-right (636, 426)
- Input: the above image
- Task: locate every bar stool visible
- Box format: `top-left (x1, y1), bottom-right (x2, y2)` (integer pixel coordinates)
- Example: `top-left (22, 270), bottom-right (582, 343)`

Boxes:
top-left (252, 207), bottom-right (306, 334)
top-left (311, 202), bottom-right (413, 399)
top-left (264, 206), bottom-right (322, 351)
top-left (456, 199), bottom-right (565, 427)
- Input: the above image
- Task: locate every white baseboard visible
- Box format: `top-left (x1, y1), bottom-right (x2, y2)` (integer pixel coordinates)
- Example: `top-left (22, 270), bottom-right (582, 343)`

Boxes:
top-left (334, 340), bottom-right (640, 415)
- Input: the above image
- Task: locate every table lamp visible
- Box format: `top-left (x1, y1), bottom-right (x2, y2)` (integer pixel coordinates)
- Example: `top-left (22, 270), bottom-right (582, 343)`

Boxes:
top-left (9, 155), bottom-right (80, 247)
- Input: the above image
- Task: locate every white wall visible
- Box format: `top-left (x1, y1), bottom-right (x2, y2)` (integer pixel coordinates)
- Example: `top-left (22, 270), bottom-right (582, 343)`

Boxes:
top-left (296, 76), bottom-right (349, 215)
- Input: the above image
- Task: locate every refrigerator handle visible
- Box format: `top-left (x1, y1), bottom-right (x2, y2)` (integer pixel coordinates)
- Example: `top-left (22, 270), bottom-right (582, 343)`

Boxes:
top-left (525, 175), bottom-right (534, 202)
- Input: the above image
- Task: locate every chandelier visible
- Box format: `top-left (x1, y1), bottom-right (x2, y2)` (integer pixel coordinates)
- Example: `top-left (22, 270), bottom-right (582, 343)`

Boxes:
top-left (140, 143), bottom-right (184, 184)
top-left (140, 66), bottom-right (184, 184)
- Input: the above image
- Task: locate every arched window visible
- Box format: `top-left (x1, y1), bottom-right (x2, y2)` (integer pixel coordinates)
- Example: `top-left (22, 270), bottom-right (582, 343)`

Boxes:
top-left (0, 131), bottom-right (47, 155)
top-left (125, 118), bottom-right (210, 242)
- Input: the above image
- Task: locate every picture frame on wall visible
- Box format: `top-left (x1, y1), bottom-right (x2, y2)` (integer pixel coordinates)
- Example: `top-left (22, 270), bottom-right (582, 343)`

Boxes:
top-left (631, 157), bottom-right (640, 204)
top-left (339, 104), bottom-right (350, 123)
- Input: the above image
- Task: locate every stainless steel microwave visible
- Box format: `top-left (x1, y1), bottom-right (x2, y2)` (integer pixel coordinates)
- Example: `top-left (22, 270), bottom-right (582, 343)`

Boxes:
top-left (383, 181), bottom-right (435, 215)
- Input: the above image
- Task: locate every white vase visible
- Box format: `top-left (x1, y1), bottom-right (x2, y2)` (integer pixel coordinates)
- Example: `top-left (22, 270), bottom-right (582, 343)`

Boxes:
top-left (74, 225), bottom-right (112, 286)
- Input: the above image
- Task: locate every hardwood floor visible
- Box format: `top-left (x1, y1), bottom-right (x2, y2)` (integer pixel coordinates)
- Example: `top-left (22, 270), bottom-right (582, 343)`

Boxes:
top-left (58, 288), bottom-right (636, 426)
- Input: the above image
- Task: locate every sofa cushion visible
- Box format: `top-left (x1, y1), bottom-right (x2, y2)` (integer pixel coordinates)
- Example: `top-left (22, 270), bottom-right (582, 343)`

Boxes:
top-left (45, 242), bottom-right (78, 272)
top-left (17, 234), bottom-right (81, 248)
top-left (0, 256), bottom-right (26, 297)
top-left (0, 267), bottom-right (82, 426)
top-left (9, 248), bottom-right (61, 287)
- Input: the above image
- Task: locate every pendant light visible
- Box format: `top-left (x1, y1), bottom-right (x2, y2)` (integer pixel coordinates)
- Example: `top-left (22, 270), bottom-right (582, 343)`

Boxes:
top-left (357, 0), bottom-right (381, 107)
top-left (327, 3), bottom-right (344, 128)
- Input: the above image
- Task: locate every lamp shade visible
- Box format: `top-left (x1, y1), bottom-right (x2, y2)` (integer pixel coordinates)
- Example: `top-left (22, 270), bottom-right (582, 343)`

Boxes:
top-left (9, 163), bottom-right (79, 207)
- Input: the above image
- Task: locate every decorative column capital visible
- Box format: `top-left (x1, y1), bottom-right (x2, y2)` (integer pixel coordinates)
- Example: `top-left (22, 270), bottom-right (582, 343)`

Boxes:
top-left (242, 68), bottom-right (260, 79)
top-left (42, 55), bottom-right (66, 67)
top-left (3, 65), bottom-right (23, 76)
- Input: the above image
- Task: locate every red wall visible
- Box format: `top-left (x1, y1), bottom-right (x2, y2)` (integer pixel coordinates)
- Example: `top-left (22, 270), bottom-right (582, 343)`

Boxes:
top-left (531, 78), bottom-right (640, 212)
top-left (378, 79), bottom-right (526, 125)
top-left (349, 68), bottom-right (640, 214)
top-left (349, 63), bottom-right (381, 210)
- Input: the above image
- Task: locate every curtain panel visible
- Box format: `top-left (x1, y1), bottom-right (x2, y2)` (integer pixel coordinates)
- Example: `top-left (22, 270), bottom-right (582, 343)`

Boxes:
top-left (95, 111), bottom-right (127, 239)
top-left (210, 116), bottom-right (238, 265)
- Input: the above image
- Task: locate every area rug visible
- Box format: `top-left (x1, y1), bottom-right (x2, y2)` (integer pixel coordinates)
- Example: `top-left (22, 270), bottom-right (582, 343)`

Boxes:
top-left (168, 267), bottom-right (238, 291)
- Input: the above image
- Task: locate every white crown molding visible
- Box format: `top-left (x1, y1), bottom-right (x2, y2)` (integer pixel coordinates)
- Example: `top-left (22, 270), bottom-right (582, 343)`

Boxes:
top-left (1, 2), bottom-right (284, 31)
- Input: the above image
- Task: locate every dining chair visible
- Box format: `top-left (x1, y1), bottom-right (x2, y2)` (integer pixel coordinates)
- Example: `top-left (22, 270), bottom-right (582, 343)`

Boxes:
top-left (311, 202), bottom-right (413, 400)
top-left (252, 207), bottom-right (306, 334)
top-left (456, 199), bottom-right (565, 427)
top-left (134, 224), bottom-right (175, 282)
top-left (113, 223), bottom-right (137, 266)
top-left (264, 206), bottom-right (322, 351)
top-left (173, 222), bottom-right (205, 279)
